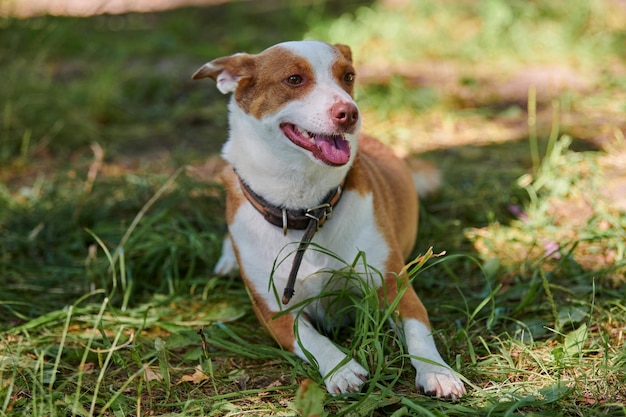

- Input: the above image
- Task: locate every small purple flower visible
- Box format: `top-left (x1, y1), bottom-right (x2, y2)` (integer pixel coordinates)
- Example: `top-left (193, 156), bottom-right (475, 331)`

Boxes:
top-left (541, 238), bottom-right (561, 259)
top-left (508, 204), bottom-right (529, 222)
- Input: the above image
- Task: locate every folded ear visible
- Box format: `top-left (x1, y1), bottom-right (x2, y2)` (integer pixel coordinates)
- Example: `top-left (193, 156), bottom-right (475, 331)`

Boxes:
top-left (334, 44), bottom-right (353, 63)
top-left (191, 53), bottom-right (255, 95)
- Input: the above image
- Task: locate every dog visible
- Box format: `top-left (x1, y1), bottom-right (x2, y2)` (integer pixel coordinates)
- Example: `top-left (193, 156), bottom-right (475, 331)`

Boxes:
top-left (192, 40), bottom-right (465, 399)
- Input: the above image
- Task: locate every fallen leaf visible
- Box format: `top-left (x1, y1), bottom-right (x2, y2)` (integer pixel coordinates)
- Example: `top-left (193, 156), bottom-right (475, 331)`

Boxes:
top-left (180, 365), bottom-right (210, 384)
top-left (143, 364), bottom-right (163, 382)
top-left (295, 379), bottom-right (325, 417)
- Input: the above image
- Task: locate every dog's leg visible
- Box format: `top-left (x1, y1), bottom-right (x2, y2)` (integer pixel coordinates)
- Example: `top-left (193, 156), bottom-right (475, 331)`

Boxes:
top-left (214, 236), bottom-right (239, 275)
top-left (294, 316), bottom-right (369, 394)
top-left (385, 271), bottom-right (466, 399)
top-left (257, 306), bottom-right (368, 394)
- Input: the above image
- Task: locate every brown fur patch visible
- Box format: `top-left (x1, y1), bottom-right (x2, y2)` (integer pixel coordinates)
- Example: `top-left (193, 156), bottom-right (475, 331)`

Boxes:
top-left (221, 166), bottom-right (245, 225)
top-left (331, 50), bottom-right (356, 97)
top-left (347, 135), bottom-right (430, 326)
top-left (348, 134), bottom-right (418, 258)
top-left (232, 47), bottom-right (316, 119)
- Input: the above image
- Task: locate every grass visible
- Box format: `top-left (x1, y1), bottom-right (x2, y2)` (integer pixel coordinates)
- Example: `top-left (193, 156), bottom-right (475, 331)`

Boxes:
top-left (1, 0), bottom-right (626, 415)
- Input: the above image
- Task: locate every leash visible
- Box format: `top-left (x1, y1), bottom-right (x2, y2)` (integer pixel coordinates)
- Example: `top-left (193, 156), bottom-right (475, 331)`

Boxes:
top-left (281, 200), bottom-right (335, 304)
top-left (237, 175), bottom-right (344, 304)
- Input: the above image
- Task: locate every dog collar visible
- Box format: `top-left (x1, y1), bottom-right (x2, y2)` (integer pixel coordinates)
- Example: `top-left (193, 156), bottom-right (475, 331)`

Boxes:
top-left (236, 173), bottom-right (346, 305)
top-left (237, 175), bottom-right (345, 235)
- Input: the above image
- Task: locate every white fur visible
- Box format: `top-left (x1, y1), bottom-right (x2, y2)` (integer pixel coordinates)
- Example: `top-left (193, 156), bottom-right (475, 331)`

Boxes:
top-left (223, 101), bottom-right (355, 208)
top-left (293, 317), bottom-right (368, 394)
top-left (207, 40), bottom-right (465, 397)
top-left (412, 170), bottom-right (441, 197)
top-left (220, 41), bottom-right (358, 209)
top-left (226, 191), bottom-right (385, 394)
top-left (213, 236), bottom-right (238, 275)
top-left (404, 319), bottom-right (466, 398)
top-left (229, 192), bottom-right (386, 313)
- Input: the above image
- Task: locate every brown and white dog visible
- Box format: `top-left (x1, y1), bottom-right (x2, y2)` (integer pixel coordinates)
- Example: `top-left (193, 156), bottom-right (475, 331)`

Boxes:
top-left (192, 40), bottom-right (465, 399)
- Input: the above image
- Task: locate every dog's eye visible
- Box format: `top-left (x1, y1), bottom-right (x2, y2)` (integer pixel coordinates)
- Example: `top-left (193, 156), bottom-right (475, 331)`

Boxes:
top-left (343, 72), bottom-right (355, 83)
top-left (286, 74), bottom-right (304, 85)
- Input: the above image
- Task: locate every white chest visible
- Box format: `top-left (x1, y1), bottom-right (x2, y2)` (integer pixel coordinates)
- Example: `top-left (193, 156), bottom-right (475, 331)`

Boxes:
top-left (229, 191), bottom-right (390, 320)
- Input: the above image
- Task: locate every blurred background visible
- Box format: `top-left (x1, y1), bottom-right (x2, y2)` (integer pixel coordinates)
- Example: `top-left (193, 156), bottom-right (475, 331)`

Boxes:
top-left (2, 0), bottom-right (626, 346)
top-left (1, 1), bottom-right (625, 414)
top-left (2, 0), bottom-right (626, 334)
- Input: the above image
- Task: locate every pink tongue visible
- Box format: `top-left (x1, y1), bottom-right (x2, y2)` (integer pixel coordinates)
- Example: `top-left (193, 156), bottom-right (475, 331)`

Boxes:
top-left (314, 134), bottom-right (351, 166)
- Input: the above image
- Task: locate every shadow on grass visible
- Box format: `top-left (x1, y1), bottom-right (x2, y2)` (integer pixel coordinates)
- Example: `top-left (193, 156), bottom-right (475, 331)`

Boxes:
top-left (0, 0), bottom-right (373, 165)
top-left (1, 1), bottom-right (625, 416)
top-left (0, 0), bottom-right (373, 318)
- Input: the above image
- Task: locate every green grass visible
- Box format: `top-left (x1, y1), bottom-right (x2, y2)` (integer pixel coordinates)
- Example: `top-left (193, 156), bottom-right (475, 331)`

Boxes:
top-left (1, 0), bottom-right (626, 415)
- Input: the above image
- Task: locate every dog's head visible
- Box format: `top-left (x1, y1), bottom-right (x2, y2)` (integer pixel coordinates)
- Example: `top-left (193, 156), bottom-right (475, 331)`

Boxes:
top-left (192, 41), bottom-right (360, 168)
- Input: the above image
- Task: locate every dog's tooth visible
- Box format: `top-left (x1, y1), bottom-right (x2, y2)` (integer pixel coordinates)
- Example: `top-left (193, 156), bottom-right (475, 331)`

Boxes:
top-left (299, 128), bottom-right (311, 138)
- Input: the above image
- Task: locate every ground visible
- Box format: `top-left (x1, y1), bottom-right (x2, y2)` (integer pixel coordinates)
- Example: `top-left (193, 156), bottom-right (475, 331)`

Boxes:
top-left (1, 1), bottom-right (625, 416)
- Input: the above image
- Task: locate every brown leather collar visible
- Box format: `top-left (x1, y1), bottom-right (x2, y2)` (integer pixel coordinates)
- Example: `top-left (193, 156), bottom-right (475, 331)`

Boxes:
top-left (238, 174), bottom-right (345, 235)
top-left (236, 172), bottom-right (347, 304)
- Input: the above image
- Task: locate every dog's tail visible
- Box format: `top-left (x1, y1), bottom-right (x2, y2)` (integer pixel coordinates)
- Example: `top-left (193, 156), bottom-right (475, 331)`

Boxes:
top-left (406, 158), bottom-right (442, 197)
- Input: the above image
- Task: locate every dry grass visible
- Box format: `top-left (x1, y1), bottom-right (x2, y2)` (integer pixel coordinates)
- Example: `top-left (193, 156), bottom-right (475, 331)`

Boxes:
top-left (1, 0), bottom-right (625, 415)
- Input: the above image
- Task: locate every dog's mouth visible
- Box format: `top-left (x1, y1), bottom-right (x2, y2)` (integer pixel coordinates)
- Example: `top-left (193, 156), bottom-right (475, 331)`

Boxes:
top-left (280, 123), bottom-right (351, 166)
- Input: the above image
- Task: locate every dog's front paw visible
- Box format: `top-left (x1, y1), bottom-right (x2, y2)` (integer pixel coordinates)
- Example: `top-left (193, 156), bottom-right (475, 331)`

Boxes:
top-left (416, 366), bottom-right (466, 399)
top-left (325, 359), bottom-right (368, 395)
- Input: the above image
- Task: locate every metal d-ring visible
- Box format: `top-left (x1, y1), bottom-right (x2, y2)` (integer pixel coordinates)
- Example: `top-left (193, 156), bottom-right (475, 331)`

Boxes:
top-left (305, 203), bottom-right (332, 228)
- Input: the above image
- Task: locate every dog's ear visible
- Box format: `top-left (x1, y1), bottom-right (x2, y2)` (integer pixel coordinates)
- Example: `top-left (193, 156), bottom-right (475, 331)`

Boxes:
top-left (334, 44), bottom-right (353, 63)
top-left (192, 53), bottom-right (255, 95)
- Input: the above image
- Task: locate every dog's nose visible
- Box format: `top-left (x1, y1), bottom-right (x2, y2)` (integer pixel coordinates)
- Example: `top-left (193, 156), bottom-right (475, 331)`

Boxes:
top-left (330, 101), bottom-right (359, 130)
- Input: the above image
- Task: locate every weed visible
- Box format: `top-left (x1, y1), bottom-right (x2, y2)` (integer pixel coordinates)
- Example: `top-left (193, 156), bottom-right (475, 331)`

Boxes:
top-left (1, 0), bottom-right (625, 416)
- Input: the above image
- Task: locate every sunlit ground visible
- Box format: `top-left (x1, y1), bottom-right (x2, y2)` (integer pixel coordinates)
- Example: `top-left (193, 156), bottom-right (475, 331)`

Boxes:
top-left (1, 1), bottom-right (625, 415)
